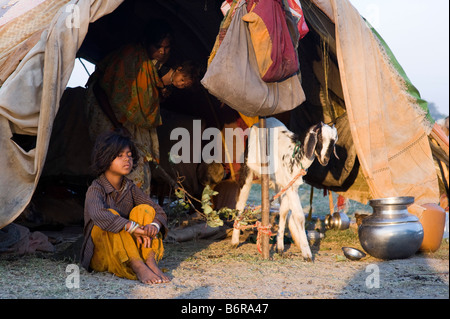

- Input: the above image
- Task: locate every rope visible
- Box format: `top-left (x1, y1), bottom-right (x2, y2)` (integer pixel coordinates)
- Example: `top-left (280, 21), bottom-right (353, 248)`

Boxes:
top-left (233, 168), bottom-right (307, 254)
top-left (233, 220), bottom-right (275, 254)
top-left (270, 169), bottom-right (307, 204)
top-left (255, 222), bottom-right (274, 254)
top-left (78, 57), bottom-right (91, 77)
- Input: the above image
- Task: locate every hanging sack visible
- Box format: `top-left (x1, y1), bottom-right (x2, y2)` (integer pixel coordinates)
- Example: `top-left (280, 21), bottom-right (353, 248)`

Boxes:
top-left (243, 0), bottom-right (299, 82)
top-left (201, 0), bottom-right (305, 117)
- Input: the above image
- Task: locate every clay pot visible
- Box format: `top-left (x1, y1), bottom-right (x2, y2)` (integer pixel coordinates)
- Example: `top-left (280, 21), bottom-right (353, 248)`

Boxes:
top-left (408, 203), bottom-right (446, 252)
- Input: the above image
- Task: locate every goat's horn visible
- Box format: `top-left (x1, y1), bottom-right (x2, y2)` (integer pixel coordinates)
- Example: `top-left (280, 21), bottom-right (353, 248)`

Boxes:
top-left (333, 146), bottom-right (340, 160)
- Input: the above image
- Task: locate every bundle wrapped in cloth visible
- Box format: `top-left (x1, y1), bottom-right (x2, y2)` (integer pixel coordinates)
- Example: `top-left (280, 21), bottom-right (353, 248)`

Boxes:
top-left (0, 223), bottom-right (54, 255)
top-left (243, 0), bottom-right (300, 82)
top-left (202, 0), bottom-right (306, 117)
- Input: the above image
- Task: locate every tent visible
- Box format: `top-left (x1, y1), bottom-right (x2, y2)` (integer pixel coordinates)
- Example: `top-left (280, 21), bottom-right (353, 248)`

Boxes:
top-left (0, 0), bottom-right (447, 229)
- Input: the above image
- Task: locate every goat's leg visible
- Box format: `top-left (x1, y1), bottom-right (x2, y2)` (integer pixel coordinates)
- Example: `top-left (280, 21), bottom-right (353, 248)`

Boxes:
top-left (286, 189), bottom-right (313, 261)
top-left (231, 171), bottom-right (254, 247)
top-left (276, 195), bottom-right (290, 254)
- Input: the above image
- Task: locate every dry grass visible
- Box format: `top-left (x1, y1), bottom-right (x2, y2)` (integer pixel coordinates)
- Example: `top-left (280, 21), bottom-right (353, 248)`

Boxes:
top-left (0, 224), bottom-right (448, 299)
top-left (0, 184), bottom-right (448, 299)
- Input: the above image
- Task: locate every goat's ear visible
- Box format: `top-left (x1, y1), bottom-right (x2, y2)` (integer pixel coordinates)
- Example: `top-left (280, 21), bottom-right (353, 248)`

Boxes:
top-left (304, 130), bottom-right (318, 160)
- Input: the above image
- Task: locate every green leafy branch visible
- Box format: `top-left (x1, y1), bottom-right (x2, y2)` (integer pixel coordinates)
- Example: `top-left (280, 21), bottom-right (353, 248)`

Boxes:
top-left (171, 177), bottom-right (260, 228)
top-left (201, 185), bottom-right (240, 228)
top-left (156, 156), bottom-right (257, 228)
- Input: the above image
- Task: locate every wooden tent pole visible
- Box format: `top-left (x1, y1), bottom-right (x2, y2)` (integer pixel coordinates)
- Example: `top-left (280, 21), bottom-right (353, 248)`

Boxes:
top-left (259, 117), bottom-right (270, 259)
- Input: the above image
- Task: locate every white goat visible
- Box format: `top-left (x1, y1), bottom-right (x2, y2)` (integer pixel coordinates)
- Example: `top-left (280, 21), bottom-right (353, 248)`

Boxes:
top-left (231, 118), bottom-right (338, 260)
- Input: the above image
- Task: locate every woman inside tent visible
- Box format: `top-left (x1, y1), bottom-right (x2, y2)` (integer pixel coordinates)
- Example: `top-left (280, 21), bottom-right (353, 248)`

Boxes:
top-left (85, 20), bottom-right (199, 195)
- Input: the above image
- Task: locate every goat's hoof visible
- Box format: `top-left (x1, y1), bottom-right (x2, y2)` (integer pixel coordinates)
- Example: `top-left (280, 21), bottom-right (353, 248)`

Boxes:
top-left (230, 242), bottom-right (239, 249)
top-left (304, 256), bottom-right (313, 262)
top-left (277, 249), bottom-right (284, 256)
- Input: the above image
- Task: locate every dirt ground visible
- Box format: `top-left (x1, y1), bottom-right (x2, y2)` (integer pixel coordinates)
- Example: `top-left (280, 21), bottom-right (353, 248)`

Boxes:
top-left (0, 225), bottom-right (448, 300)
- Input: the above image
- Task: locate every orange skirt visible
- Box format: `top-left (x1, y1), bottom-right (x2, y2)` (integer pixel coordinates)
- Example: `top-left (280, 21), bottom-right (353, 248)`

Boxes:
top-left (90, 204), bottom-right (164, 280)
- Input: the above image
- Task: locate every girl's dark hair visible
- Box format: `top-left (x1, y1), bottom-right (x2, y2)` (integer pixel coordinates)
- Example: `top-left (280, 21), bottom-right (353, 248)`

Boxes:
top-left (91, 131), bottom-right (139, 176)
top-left (176, 60), bottom-right (203, 84)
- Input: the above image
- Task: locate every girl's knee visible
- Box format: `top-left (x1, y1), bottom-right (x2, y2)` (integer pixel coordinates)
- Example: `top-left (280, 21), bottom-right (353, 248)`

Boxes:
top-left (133, 204), bottom-right (156, 215)
top-left (130, 204), bottom-right (156, 223)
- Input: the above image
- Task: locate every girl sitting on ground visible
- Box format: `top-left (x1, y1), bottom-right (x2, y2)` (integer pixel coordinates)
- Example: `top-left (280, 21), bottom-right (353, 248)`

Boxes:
top-left (81, 131), bottom-right (170, 284)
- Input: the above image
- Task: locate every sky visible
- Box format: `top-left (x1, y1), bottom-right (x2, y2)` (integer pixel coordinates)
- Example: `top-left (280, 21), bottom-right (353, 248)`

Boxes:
top-left (349, 0), bottom-right (449, 116)
top-left (67, 0), bottom-right (449, 116)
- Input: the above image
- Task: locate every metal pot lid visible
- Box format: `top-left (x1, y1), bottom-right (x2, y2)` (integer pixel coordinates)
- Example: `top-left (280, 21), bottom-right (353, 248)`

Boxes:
top-left (368, 196), bottom-right (415, 207)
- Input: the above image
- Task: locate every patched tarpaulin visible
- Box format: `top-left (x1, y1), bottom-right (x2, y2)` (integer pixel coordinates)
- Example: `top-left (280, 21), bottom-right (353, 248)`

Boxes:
top-left (0, 0), bottom-right (123, 228)
top-left (288, 0), bottom-right (438, 205)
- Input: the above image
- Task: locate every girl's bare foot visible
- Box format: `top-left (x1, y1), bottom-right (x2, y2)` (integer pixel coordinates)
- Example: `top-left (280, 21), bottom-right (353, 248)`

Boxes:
top-left (146, 252), bottom-right (171, 283)
top-left (130, 259), bottom-right (162, 284)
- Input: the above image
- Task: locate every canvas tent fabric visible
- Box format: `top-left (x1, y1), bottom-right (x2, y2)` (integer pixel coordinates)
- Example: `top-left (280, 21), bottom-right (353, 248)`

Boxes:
top-left (299, 0), bottom-right (438, 204)
top-left (0, 0), bottom-right (442, 230)
top-left (333, 0), bottom-right (437, 203)
top-left (0, 0), bottom-right (124, 229)
top-left (0, 0), bottom-right (71, 85)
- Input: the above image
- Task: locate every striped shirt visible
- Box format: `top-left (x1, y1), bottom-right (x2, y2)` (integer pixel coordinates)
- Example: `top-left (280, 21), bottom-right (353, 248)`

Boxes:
top-left (80, 174), bottom-right (168, 270)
